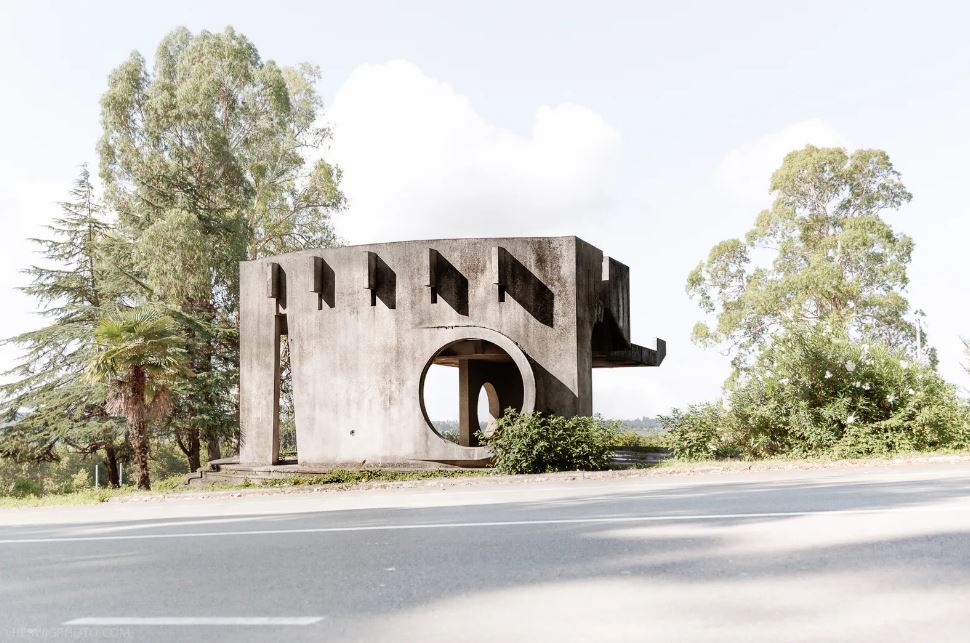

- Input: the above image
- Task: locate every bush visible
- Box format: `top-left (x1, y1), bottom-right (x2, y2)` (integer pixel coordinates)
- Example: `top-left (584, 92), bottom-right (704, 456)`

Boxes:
top-left (663, 325), bottom-right (970, 460)
top-left (660, 403), bottom-right (728, 460)
top-left (70, 469), bottom-right (93, 492)
top-left (613, 431), bottom-right (667, 449)
top-left (478, 410), bottom-right (621, 474)
top-left (8, 478), bottom-right (42, 498)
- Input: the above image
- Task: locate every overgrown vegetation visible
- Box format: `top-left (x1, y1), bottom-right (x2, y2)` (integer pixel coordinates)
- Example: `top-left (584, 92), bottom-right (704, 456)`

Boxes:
top-left (667, 145), bottom-right (970, 460)
top-left (479, 409), bottom-right (621, 474)
top-left (662, 325), bottom-right (970, 459)
top-left (0, 466), bottom-right (489, 508)
top-left (0, 26), bottom-right (345, 490)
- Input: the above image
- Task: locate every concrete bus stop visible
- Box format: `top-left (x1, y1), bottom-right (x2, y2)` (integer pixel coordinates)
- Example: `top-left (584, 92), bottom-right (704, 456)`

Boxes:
top-left (238, 236), bottom-right (665, 467)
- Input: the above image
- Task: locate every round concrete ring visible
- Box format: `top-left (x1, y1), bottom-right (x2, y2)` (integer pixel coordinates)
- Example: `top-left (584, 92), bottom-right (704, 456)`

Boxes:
top-left (418, 326), bottom-right (537, 440)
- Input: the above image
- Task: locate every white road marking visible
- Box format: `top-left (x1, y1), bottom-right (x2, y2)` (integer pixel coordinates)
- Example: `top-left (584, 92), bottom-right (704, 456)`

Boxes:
top-left (2, 504), bottom-right (969, 545)
top-left (64, 617), bottom-right (324, 626)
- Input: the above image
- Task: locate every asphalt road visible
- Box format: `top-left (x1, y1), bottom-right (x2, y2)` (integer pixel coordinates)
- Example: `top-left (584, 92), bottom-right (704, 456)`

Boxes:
top-left (2, 462), bottom-right (970, 642)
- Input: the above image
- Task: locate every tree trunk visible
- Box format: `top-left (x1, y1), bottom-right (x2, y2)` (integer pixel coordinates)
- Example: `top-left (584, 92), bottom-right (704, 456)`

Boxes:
top-left (206, 432), bottom-right (222, 463)
top-left (103, 444), bottom-right (120, 488)
top-left (180, 298), bottom-right (213, 473)
top-left (186, 428), bottom-right (201, 472)
top-left (129, 366), bottom-right (151, 490)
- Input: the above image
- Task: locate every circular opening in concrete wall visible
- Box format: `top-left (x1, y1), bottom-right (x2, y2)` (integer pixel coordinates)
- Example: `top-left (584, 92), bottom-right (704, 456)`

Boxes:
top-left (422, 363), bottom-right (460, 441)
top-left (420, 337), bottom-right (534, 448)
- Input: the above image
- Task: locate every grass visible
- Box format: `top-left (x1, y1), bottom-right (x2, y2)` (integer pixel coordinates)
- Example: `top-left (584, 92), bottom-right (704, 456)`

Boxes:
top-left (648, 447), bottom-right (970, 471)
top-left (0, 469), bottom-right (493, 509)
top-left (256, 468), bottom-right (492, 487)
top-left (4, 447), bottom-right (970, 509)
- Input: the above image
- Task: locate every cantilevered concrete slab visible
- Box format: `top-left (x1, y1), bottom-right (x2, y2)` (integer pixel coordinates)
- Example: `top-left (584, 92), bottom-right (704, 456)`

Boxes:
top-left (238, 237), bottom-right (664, 467)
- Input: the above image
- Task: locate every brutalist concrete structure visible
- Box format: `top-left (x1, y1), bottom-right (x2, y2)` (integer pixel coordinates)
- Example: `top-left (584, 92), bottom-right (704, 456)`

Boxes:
top-left (239, 237), bottom-right (665, 467)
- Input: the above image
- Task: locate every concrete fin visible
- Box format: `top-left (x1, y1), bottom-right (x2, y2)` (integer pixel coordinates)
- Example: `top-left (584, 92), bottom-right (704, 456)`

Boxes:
top-left (266, 262), bottom-right (280, 299)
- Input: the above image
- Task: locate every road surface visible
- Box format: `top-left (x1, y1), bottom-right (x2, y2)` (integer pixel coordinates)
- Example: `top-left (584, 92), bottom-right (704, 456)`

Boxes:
top-left (2, 462), bottom-right (970, 642)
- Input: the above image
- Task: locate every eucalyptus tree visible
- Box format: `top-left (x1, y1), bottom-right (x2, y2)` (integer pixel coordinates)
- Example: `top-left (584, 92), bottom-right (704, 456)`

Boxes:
top-left (86, 308), bottom-right (187, 490)
top-left (98, 26), bottom-right (345, 468)
top-left (0, 168), bottom-right (128, 486)
top-left (688, 145), bottom-right (915, 372)
top-left (669, 146), bottom-right (970, 458)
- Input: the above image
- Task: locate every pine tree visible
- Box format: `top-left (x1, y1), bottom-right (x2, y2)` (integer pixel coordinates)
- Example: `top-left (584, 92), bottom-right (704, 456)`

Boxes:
top-left (0, 168), bottom-right (128, 486)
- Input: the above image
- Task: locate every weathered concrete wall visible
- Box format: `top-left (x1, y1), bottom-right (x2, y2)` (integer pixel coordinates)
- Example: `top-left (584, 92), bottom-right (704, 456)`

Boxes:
top-left (238, 236), bottom-right (663, 466)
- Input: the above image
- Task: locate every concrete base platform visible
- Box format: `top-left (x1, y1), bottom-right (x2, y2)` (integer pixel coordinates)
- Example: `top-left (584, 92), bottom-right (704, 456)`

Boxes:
top-left (186, 458), bottom-right (478, 486)
top-left (185, 448), bottom-right (671, 486)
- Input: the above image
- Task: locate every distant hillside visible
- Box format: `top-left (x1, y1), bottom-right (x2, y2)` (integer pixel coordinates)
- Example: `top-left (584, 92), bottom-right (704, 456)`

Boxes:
top-left (615, 416), bottom-right (663, 431)
top-left (431, 417), bottom-right (664, 434)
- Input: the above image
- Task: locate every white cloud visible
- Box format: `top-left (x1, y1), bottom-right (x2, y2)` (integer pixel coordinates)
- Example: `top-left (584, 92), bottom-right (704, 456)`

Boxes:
top-left (327, 60), bottom-right (621, 243)
top-left (716, 118), bottom-right (847, 202)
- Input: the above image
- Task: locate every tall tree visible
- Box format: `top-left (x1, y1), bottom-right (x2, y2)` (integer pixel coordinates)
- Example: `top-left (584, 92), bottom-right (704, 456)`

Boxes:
top-left (86, 308), bottom-right (186, 490)
top-left (670, 146), bottom-right (969, 459)
top-left (688, 146), bottom-right (915, 372)
top-left (0, 168), bottom-right (127, 486)
top-left (98, 26), bottom-right (345, 468)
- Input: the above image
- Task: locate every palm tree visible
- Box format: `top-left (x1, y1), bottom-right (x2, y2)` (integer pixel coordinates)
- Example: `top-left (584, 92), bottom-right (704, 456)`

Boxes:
top-left (86, 307), bottom-right (187, 490)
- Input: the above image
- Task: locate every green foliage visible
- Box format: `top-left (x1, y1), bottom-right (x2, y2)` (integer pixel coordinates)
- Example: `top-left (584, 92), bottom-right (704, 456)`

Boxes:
top-left (439, 430), bottom-right (460, 444)
top-left (70, 469), bottom-right (93, 491)
top-left (0, 168), bottom-right (127, 463)
top-left (660, 403), bottom-right (729, 460)
top-left (664, 325), bottom-right (970, 459)
top-left (479, 409), bottom-right (621, 474)
top-left (677, 144), bottom-right (969, 461)
top-left (1, 452), bottom-right (99, 497)
top-left (614, 431), bottom-right (667, 448)
top-left (86, 306), bottom-right (188, 489)
top-left (96, 26), bottom-right (345, 470)
top-left (688, 146), bottom-right (916, 368)
top-left (148, 438), bottom-right (192, 479)
top-left (151, 474), bottom-right (190, 491)
top-left (98, 25), bottom-right (345, 290)
top-left (8, 478), bottom-right (43, 498)
top-left (88, 308), bottom-right (187, 389)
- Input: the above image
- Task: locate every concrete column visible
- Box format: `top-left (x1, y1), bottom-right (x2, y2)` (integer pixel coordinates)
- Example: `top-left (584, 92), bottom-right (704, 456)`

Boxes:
top-left (239, 263), bottom-right (282, 465)
top-left (488, 362), bottom-right (524, 417)
top-left (458, 360), bottom-right (526, 447)
top-left (458, 360), bottom-right (479, 447)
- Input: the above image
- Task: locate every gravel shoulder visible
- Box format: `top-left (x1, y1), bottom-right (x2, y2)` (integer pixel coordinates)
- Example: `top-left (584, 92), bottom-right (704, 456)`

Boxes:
top-left (2, 452), bottom-right (969, 527)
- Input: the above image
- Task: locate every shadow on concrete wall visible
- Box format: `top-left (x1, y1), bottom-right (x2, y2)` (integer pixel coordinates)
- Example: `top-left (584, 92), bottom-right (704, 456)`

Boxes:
top-left (529, 359), bottom-right (578, 414)
top-left (503, 250), bottom-right (554, 327)
top-left (435, 254), bottom-right (469, 316)
top-left (374, 256), bottom-right (397, 309)
top-left (318, 259), bottom-right (335, 310)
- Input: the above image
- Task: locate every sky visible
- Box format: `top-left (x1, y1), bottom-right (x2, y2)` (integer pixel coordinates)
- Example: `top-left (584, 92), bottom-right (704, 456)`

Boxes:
top-left (0, 0), bottom-right (968, 420)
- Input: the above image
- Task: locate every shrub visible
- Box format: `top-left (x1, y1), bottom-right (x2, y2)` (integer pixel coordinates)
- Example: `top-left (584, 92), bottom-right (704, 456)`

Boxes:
top-left (70, 469), bottom-right (93, 492)
top-left (659, 403), bottom-right (728, 460)
top-left (152, 475), bottom-right (189, 491)
top-left (8, 478), bottom-right (42, 498)
top-left (478, 410), bottom-right (621, 474)
top-left (663, 324), bottom-right (970, 460)
top-left (613, 431), bottom-right (667, 449)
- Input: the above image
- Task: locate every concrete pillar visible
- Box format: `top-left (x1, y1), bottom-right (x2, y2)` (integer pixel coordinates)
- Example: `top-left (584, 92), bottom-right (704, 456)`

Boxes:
top-left (458, 360), bottom-right (525, 447)
top-left (458, 360), bottom-right (478, 447)
top-left (239, 262), bottom-right (282, 465)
